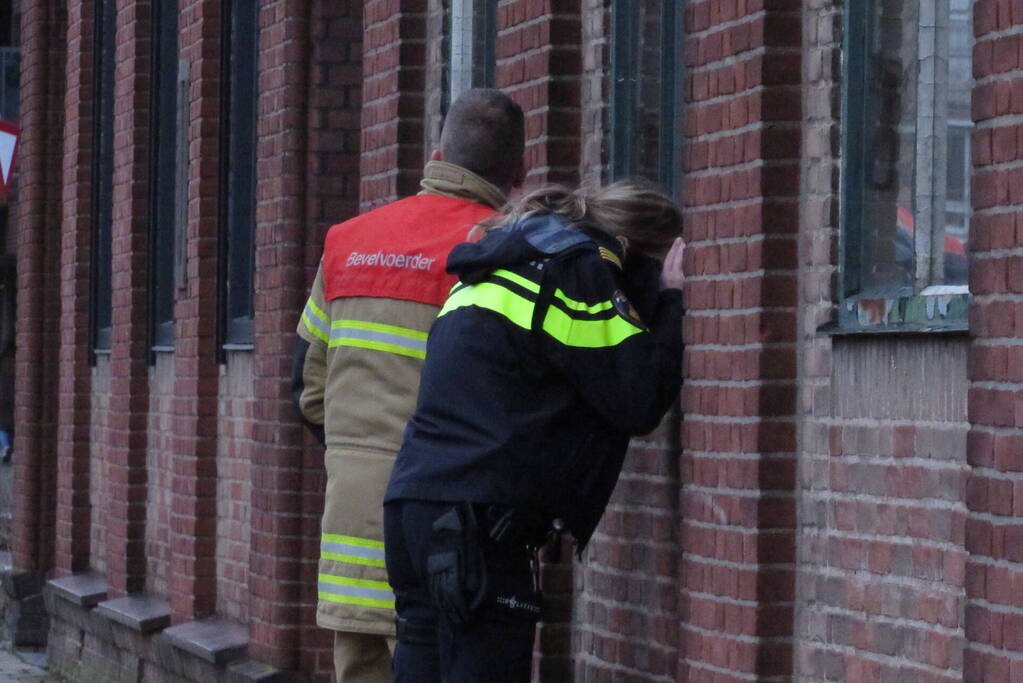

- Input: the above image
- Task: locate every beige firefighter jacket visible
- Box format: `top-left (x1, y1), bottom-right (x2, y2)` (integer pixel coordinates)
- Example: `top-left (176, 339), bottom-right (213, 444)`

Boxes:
top-left (296, 162), bottom-right (505, 635)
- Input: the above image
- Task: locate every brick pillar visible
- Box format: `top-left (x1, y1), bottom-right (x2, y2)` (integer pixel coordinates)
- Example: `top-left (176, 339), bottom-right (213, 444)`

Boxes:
top-left (169, 0), bottom-right (221, 620)
top-left (12, 0), bottom-right (65, 575)
top-left (248, 0), bottom-right (311, 669)
top-left (359, 0), bottom-right (426, 210)
top-left (496, 0), bottom-right (581, 188)
top-left (495, 4), bottom-right (582, 680)
top-left (104, 0), bottom-right (152, 598)
top-left (964, 3), bottom-right (1023, 680)
top-left (54, 0), bottom-right (97, 577)
top-left (296, 1), bottom-right (364, 676)
top-left (679, 2), bottom-right (801, 680)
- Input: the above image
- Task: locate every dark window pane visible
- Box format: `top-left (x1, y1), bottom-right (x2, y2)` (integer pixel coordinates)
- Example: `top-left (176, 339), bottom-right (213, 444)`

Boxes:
top-left (220, 0), bottom-right (258, 349)
top-left (610, 0), bottom-right (680, 194)
top-left (92, 0), bottom-right (116, 352)
top-left (150, 0), bottom-right (179, 350)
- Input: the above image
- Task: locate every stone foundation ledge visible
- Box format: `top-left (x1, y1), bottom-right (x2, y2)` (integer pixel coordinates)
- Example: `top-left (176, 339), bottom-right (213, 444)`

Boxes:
top-left (44, 574), bottom-right (291, 682)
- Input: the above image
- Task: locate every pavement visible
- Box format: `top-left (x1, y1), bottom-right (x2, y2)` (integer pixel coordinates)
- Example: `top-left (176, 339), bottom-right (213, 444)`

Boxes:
top-left (0, 647), bottom-right (57, 681)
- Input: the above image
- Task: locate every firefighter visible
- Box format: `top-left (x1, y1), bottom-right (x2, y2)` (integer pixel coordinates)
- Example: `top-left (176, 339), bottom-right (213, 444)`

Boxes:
top-left (383, 181), bottom-right (687, 682)
top-left (292, 88), bottom-right (526, 683)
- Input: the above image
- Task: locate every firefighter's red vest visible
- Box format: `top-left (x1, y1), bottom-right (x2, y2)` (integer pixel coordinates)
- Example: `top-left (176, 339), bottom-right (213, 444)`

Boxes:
top-left (322, 194), bottom-right (497, 306)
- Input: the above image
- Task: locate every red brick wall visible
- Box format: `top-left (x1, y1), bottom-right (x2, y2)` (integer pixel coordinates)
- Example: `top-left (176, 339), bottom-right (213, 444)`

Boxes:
top-left (679, 1), bottom-right (802, 679)
top-left (796, 2), bottom-right (971, 681)
top-left (55, 0), bottom-right (96, 577)
top-left (170, 0), bottom-right (222, 621)
top-left (298, 2), bottom-right (365, 679)
top-left (496, 0), bottom-right (581, 188)
top-left (359, 0), bottom-right (426, 209)
top-left (11, 0), bottom-right (64, 574)
top-left (216, 356), bottom-right (253, 623)
top-left (964, 2), bottom-right (1023, 680)
top-left (105, 0), bottom-right (152, 598)
top-left (146, 355), bottom-right (175, 597)
top-left (250, 0), bottom-right (312, 669)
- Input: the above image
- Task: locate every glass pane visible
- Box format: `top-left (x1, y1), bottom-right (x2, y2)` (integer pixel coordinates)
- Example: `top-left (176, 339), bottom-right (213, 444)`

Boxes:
top-left (634, 1), bottom-right (664, 181)
top-left (856, 0), bottom-right (971, 293)
top-left (941, 0), bottom-right (971, 286)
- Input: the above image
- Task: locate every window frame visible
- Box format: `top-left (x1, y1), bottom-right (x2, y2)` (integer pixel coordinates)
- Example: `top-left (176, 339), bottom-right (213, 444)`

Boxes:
top-left (217, 0), bottom-right (258, 357)
top-left (90, 0), bottom-right (116, 358)
top-left (831, 0), bottom-right (971, 335)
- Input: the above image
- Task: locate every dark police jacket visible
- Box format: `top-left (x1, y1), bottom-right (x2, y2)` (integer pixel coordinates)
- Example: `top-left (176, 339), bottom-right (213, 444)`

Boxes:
top-left (384, 213), bottom-right (684, 549)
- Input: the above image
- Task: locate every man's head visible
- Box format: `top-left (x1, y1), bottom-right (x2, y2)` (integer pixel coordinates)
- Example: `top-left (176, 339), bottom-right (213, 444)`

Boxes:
top-left (436, 88), bottom-right (526, 192)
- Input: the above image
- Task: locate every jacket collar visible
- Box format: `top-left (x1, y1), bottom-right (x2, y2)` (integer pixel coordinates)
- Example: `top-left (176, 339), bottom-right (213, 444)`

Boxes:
top-left (418, 161), bottom-right (507, 211)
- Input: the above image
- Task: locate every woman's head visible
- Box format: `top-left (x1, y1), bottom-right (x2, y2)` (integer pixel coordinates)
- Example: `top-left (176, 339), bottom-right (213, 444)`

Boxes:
top-left (481, 180), bottom-right (683, 258)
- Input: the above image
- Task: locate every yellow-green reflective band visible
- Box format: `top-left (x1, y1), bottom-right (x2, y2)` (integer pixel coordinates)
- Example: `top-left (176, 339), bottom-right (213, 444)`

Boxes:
top-left (322, 533), bottom-right (385, 549)
top-left (491, 269), bottom-right (541, 294)
top-left (301, 300), bottom-right (330, 343)
top-left (328, 320), bottom-right (428, 359)
top-left (321, 534), bottom-right (386, 568)
top-left (553, 288), bottom-right (614, 315)
top-left (439, 282), bottom-right (536, 329)
top-left (542, 304), bottom-right (643, 348)
top-left (318, 574), bottom-right (395, 609)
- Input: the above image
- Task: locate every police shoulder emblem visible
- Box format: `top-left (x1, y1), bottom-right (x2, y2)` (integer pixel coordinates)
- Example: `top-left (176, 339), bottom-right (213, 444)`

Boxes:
top-left (611, 289), bottom-right (646, 329)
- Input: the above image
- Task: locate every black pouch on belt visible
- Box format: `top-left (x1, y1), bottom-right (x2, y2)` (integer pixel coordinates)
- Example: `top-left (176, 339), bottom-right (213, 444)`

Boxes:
top-left (426, 502), bottom-right (488, 625)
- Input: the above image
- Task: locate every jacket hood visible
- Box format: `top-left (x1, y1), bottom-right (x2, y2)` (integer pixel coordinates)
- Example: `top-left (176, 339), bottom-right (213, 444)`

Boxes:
top-left (446, 213), bottom-right (625, 285)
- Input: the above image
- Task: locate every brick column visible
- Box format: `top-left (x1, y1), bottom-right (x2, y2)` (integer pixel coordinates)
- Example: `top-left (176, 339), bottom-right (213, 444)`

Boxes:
top-left (248, 0), bottom-right (311, 669)
top-left (495, 4), bottom-right (583, 680)
top-left (295, 1), bottom-right (364, 676)
top-left (964, 3), bottom-right (1023, 680)
top-left (679, 2), bottom-right (802, 680)
top-left (359, 0), bottom-right (426, 209)
top-left (496, 0), bottom-right (581, 188)
top-left (104, 0), bottom-right (152, 598)
top-left (169, 0), bottom-right (221, 620)
top-left (12, 0), bottom-right (66, 575)
top-left (54, 0), bottom-right (97, 577)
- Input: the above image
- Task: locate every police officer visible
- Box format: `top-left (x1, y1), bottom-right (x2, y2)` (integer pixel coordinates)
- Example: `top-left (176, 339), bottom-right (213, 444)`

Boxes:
top-left (293, 89), bottom-right (526, 683)
top-left (383, 182), bottom-right (687, 682)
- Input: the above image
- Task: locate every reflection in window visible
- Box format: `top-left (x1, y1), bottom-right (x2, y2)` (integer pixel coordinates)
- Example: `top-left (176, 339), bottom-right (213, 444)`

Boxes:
top-left (846, 0), bottom-right (972, 294)
top-left (610, 0), bottom-right (681, 192)
top-left (448, 0), bottom-right (496, 105)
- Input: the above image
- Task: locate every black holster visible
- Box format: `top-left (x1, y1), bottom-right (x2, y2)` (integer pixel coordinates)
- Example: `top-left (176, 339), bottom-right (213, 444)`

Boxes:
top-left (427, 503), bottom-right (488, 625)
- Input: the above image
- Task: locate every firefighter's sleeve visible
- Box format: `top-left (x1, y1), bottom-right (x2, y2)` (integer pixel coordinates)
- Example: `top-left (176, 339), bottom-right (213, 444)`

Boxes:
top-left (293, 265), bottom-right (328, 446)
top-left (537, 250), bottom-right (684, 436)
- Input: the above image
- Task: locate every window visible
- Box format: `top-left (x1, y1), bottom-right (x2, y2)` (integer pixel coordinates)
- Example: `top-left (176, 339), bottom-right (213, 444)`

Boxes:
top-left (837, 0), bottom-right (972, 333)
top-left (149, 0), bottom-right (179, 353)
top-left (610, 0), bottom-right (683, 192)
top-left (448, 0), bottom-right (497, 105)
top-left (218, 0), bottom-right (258, 353)
top-left (91, 0), bottom-right (116, 355)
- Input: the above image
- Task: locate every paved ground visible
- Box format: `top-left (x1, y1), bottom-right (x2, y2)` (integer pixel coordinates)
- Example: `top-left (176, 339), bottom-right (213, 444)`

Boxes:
top-left (0, 647), bottom-right (58, 681)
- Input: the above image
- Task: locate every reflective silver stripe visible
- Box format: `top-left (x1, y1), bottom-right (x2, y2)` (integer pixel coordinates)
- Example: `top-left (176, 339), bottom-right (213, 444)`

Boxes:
top-left (318, 581), bottom-right (395, 603)
top-left (330, 326), bottom-right (428, 354)
top-left (321, 541), bottom-right (386, 562)
top-left (304, 301), bottom-right (329, 332)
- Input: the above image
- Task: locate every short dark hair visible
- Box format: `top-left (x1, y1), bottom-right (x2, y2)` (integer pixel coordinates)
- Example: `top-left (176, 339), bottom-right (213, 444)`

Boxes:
top-left (440, 89), bottom-right (525, 189)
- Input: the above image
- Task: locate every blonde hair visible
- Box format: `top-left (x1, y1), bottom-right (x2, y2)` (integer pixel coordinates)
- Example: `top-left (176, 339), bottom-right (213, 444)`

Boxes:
top-left (474, 180), bottom-right (683, 253)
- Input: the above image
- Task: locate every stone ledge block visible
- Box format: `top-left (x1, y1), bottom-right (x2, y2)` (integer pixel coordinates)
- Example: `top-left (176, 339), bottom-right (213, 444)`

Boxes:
top-left (47, 573), bottom-right (108, 608)
top-left (95, 595), bottom-right (172, 634)
top-left (162, 618), bottom-right (248, 666)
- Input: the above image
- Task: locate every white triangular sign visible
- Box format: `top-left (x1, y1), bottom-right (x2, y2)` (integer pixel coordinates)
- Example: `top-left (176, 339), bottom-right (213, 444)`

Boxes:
top-left (0, 130), bottom-right (14, 187)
